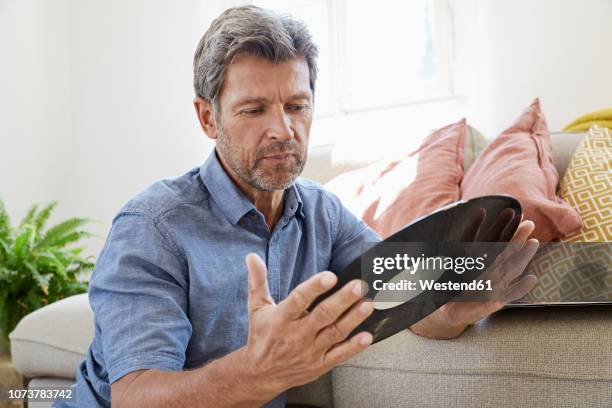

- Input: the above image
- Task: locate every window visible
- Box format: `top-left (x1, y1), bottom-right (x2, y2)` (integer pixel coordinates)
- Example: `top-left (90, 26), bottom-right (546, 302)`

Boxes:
top-left (253, 0), bottom-right (454, 115)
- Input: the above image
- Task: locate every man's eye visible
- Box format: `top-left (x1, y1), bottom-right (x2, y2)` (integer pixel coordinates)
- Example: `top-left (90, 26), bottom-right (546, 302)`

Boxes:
top-left (242, 108), bottom-right (263, 115)
top-left (287, 104), bottom-right (309, 112)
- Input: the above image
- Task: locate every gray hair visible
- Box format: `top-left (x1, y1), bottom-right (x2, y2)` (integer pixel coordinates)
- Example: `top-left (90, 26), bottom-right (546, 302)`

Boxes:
top-left (193, 5), bottom-right (319, 113)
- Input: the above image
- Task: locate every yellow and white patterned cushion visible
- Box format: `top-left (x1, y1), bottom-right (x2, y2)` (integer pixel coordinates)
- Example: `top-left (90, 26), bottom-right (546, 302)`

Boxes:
top-left (559, 125), bottom-right (612, 242)
top-left (519, 125), bottom-right (611, 303)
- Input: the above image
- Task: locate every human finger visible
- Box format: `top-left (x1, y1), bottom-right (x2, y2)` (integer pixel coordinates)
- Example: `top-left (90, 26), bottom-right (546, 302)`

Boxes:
top-left (314, 299), bottom-right (374, 349)
top-left (498, 239), bottom-right (539, 287)
top-left (277, 271), bottom-right (338, 321)
top-left (502, 274), bottom-right (538, 303)
top-left (485, 238), bottom-right (538, 296)
top-left (487, 225), bottom-right (536, 284)
top-left (246, 253), bottom-right (274, 313)
top-left (510, 220), bottom-right (535, 243)
top-left (305, 279), bottom-right (365, 331)
top-left (322, 332), bottom-right (372, 369)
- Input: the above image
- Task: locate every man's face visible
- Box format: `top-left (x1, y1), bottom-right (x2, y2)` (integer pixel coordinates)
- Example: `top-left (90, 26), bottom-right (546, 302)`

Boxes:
top-left (213, 54), bottom-right (313, 191)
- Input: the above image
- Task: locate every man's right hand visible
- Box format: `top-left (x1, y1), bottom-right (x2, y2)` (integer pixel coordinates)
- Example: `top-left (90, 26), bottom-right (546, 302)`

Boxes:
top-left (239, 253), bottom-right (374, 400)
top-left (111, 254), bottom-right (373, 408)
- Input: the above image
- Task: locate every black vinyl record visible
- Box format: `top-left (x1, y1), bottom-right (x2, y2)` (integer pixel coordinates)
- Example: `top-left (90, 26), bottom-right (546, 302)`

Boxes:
top-left (311, 195), bottom-right (522, 344)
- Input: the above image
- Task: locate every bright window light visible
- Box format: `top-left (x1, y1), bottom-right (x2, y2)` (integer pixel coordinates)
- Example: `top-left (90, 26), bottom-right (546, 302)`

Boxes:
top-left (252, 0), bottom-right (454, 115)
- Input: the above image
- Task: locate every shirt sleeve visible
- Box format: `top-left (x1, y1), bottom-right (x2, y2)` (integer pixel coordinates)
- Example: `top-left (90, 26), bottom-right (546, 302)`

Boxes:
top-left (88, 210), bottom-right (192, 384)
top-left (327, 192), bottom-right (382, 273)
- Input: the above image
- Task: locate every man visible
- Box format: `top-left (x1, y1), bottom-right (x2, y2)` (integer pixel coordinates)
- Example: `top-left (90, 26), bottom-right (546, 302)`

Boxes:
top-left (54, 5), bottom-right (538, 407)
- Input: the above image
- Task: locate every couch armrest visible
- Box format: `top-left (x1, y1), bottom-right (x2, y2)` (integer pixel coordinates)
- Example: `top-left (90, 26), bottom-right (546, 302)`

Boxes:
top-left (9, 294), bottom-right (93, 379)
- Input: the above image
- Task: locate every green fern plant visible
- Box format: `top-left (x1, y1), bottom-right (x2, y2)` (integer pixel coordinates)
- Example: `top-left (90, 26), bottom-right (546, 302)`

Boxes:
top-left (0, 199), bottom-right (95, 347)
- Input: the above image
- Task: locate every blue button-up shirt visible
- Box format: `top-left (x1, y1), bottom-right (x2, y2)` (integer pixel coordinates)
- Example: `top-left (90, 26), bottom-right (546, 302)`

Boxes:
top-left (53, 150), bottom-right (380, 407)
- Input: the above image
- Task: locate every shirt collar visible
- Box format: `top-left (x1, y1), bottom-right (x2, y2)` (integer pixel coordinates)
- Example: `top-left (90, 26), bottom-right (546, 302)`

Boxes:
top-left (199, 150), bottom-right (304, 225)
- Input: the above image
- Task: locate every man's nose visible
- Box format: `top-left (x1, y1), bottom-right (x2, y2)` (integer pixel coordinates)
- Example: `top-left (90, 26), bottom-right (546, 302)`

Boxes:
top-left (265, 106), bottom-right (294, 142)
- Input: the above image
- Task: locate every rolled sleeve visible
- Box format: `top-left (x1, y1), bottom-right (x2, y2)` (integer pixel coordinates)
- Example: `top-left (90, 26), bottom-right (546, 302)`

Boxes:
top-left (88, 210), bottom-right (192, 384)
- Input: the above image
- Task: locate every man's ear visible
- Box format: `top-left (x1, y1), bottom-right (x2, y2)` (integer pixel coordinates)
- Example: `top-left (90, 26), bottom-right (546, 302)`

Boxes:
top-left (193, 97), bottom-right (219, 140)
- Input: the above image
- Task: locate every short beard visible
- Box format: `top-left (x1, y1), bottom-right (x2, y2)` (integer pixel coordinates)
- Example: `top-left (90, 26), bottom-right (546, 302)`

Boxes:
top-left (215, 122), bottom-right (306, 192)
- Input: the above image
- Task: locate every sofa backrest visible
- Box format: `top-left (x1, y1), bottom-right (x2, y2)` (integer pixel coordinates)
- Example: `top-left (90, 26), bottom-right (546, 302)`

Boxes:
top-left (302, 131), bottom-right (587, 184)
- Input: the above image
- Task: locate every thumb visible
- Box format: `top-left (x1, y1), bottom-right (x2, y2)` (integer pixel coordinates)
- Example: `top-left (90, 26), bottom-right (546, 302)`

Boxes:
top-left (245, 253), bottom-right (274, 313)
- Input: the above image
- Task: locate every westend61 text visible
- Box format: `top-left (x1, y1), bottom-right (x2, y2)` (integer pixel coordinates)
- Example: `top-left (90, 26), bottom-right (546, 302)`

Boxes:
top-left (373, 279), bottom-right (493, 292)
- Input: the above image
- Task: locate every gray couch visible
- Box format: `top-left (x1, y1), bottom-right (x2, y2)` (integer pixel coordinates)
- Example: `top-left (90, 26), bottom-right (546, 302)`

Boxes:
top-left (10, 131), bottom-right (612, 407)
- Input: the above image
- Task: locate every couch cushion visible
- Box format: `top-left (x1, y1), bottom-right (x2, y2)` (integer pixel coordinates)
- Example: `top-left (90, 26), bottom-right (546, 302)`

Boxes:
top-left (550, 131), bottom-right (587, 176)
top-left (558, 125), bottom-right (611, 242)
top-left (460, 99), bottom-right (583, 242)
top-left (9, 294), bottom-right (94, 379)
top-left (463, 125), bottom-right (487, 171)
top-left (517, 126), bottom-right (612, 304)
top-left (333, 306), bottom-right (612, 408)
top-left (324, 119), bottom-right (468, 238)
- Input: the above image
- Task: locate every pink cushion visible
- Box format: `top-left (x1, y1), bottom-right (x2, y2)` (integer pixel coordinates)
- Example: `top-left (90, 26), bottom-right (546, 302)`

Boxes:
top-left (325, 119), bottom-right (467, 238)
top-left (460, 99), bottom-right (582, 242)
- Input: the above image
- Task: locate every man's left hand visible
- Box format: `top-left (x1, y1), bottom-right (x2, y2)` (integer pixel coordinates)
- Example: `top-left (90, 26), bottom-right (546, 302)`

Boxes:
top-left (409, 219), bottom-right (539, 339)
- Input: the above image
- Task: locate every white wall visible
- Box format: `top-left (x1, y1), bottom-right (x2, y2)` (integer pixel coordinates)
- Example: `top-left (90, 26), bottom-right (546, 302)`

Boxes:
top-left (1, 0), bottom-right (241, 257)
top-left (67, 0), bottom-right (231, 256)
top-left (0, 0), bottom-right (73, 224)
top-left (454, 0), bottom-right (612, 137)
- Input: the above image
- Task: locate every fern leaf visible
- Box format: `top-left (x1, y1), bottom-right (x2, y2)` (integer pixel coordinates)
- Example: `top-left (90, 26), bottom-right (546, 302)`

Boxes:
top-left (66, 258), bottom-right (95, 277)
top-left (35, 251), bottom-right (65, 275)
top-left (13, 225), bottom-right (36, 259)
top-left (23, 260), bottom-right (49, 295)
top-left (37, 218), bottom-right (91, 248)
top-left (0, 199), bottom-right (11, 240)
top-left (19, 204), bottom-right (39, 229)
top-left (38, 252), bottom-right (72, 282)
top-left (47, 231), bottom-right (93, 249)
top-left (0, 237), bottom-right (8, 261)
top-left (33, 202), bottom-right (57, 233)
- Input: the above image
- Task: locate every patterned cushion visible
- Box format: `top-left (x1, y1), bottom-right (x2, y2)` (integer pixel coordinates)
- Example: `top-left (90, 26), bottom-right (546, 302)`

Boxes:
top-left (560, 125), bottom-right (612, 242)
top-left (520, 125), bottom-right (612, 303)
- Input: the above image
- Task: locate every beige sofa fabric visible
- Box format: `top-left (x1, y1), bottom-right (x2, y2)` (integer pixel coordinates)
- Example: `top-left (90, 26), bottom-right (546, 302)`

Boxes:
top-left (550, 131), bottom-right (587, 176)
top-left (9, 293), bottom-right (93, 378)
top-left (334, 368), bottom-right (611, 408)
top-left (333, 306), bottom-right (612, 408)
top-left (463, 125), bottom-right (488, 171)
